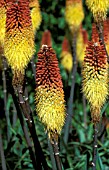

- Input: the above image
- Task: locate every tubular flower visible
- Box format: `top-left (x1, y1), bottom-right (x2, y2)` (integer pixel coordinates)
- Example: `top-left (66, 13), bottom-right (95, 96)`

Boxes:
top-left (65, 0), bottom-right (84, 33)
top-left (41, 30), bottom-right (52, 47)
top-left (4, 0), bottom-right (34, 74)
top-left (77, 27), bottom-right (88, 64)
top-left (29, 0), bottom-right (42, 33)
top-left (86, 0), bottom-right (109, 22)
top-left (82, 26), bottom-right (108, 124)
top-left (60, 37), bottom-right (73, 72)
top-left (36, 45), bottom-right (65, 141)
top-left (0, 0), bottom-right (6, 52)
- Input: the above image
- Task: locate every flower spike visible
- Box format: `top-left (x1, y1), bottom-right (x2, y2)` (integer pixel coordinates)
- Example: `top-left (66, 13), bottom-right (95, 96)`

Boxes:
top-left (36, 45), bottom-right (65, 141)
top-left (4, 0), bottom-right (34, 86)
top-left (82, 25), bottom-right (108, 123)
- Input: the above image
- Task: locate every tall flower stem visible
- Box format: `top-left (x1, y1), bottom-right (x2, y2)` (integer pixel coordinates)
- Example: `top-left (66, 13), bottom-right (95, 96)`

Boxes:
top-left (82, 94), bottom-right (87, 129)
top-left (0, 129), bottom-right (7, 170)
top-left (2, 57), bottom-right (37, 170)
top-left (64, 33), bottom-right (77, 144)
top-left (48, 139), bottom-right (57, 170)
top-left (92, 124), bottom-right (98, 170)
top-left (52, 140), bottom-right (62, 170)
top-left (30, 55), bottom-right (36, 80)
top-left (2, 57), bottom-right (10, 142)
top-left (12, 103), bottom-right (17, 127)
top-left (96, 22), bottom-right (109, 61)
top-left (16, 85), bottom-right (48, 170)
top-left (24, 87), bottom-right (48, 170)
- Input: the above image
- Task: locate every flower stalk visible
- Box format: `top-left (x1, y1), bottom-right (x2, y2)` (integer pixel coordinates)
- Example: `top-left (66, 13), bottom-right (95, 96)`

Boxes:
top-left (82, 25), bottom-right (108, 124)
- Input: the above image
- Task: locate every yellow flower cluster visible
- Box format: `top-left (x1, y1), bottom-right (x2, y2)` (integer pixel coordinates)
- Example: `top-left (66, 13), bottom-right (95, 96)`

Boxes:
top-left (86, 0), bottom-right (109, 22)
top-left (29, 0), bottom-right (42, 34)
top-left (60, 37), bottom-right (73, 72)
top-left (65, 0), bottom-right (84, 33)
top-left (61, 52), bottom-right (72, 72)
top-left (77, 27), bottom-right (88, 64)
top-left (4, 0), bottom-right (34, 74)
top-left (36, 86), bottom-right (65, 140)
top-left (0, 0), bottom-right (6, 52)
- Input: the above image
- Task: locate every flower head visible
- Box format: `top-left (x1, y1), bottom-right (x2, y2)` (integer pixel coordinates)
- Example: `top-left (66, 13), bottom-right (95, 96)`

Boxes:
top-left (36, 45), bottom-right (65, 141)
top-left (65, 0), bottom-right (84, 33)
top-left (29, 0), bottom-right (42, 33)
top-left (4, 0), bottom-right (34, 85)
top-left (82, 25), bottom-right (108, 123)
top-left (86, 0), bottom-right (109, 22)
top-left (60, 37), bottom-right (73, 72)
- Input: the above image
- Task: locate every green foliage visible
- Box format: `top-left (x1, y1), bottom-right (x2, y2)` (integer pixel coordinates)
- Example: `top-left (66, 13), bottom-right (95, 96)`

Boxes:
top-left (1, 0), bottom-right (109, 170)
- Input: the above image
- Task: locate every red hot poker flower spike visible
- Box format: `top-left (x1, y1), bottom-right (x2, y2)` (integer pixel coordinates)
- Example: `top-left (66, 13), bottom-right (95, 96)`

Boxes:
top-left (36, 45), bottom-right (65, 141)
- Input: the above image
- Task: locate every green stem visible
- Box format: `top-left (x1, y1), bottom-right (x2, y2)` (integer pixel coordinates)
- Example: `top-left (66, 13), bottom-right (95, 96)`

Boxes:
top-left (52, 139), bottom-right (62, 170)
top-left (48, 139), bottom-right (57, 170)
top-left (92, 124), bottom-right (98, 170)
top-left (64, 33), bottom-right (77, 144)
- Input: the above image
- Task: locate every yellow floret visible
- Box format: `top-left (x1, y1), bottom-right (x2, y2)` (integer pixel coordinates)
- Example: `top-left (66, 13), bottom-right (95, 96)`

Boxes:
top-left (60, 51), bottom-right (73, 72)
top-left (86, 0), bottom-right (109, 22)
top-left (82, 62), bottom-right (108, 123)
top-left (0, 6), bottom-right (6, 50)
top-left (29, 0), bottom-right (42, 33)
top-left (36, 86), bottom-right (65, 140)
top-left (4, 29), bottom-right (34, 73)
top-left (65, 2), bottom-right (84, 33)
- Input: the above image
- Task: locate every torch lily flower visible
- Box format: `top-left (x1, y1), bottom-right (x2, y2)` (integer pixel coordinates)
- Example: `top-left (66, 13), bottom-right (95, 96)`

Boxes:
top-left (82, 25), bottom-right (108, 123)
top-left (36, 45), bottom-right (65, 141)
top-left (4, 0), bottom-right (34, 86)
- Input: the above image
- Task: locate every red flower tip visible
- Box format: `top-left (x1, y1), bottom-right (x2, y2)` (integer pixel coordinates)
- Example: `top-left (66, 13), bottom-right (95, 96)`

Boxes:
top-left (6, 0), bottom-right (32, 34)
top-left (36, 45), bottom-right (63, 89)
top-left (41, 30), bottom-right (52, 47)
top-left (62, 37), bottom-right (70, 52)
top-left (82, 29), bottom-right (88, 44)
top-left (103, 19), bottom-right (109, 42)
top-left (66, 0), bottom-right (81, 5)
top-left (84, 41), bottom-right (107, 74)
top-left (91, 24), bottom-right (99, 43)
